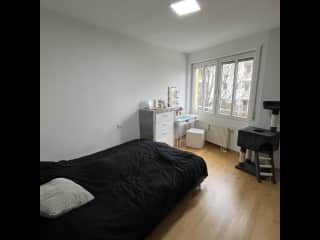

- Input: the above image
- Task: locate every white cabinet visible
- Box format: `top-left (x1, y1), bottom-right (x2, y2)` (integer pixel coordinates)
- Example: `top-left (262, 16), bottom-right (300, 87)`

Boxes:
top-left (139, 109), bottom-right (175, 146)
top-left (155, 111), bottom-right (174, 146)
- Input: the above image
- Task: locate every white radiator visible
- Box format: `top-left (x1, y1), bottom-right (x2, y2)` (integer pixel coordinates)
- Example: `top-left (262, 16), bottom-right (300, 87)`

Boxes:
top-left (207, 125), bottom-right (232, 149)
top-left (195, 121), bottom-right (232, 149)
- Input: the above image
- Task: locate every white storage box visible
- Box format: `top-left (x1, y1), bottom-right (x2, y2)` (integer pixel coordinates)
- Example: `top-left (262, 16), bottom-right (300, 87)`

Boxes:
top-left (186, 128), bottom-right (205, 149)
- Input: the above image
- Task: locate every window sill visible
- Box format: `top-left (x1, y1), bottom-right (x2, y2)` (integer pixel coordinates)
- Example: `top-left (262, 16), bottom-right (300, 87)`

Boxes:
top-left (196, 111), bottom-right (253, 123)
top-left (215, 114), bottom-right (251, 123)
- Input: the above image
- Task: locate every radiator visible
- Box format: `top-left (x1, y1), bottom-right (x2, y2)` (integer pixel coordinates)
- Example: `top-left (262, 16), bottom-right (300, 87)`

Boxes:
top-left (194, 121), bottom-right (233, 149)
top-left (207, 125), bottom-right (232, 149)
top-left (195, 121), bottom-right (232, 149)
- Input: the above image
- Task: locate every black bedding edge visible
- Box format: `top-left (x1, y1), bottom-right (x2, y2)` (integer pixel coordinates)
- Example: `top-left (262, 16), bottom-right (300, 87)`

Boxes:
top-left (40, 138), bottom-right (208, 240)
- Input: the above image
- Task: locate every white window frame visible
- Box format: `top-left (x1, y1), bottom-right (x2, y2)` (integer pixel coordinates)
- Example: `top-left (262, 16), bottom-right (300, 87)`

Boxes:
top-left (191, 49), bottom-right (260, 122)
top-left (192, 59), bottom-right (218, 113)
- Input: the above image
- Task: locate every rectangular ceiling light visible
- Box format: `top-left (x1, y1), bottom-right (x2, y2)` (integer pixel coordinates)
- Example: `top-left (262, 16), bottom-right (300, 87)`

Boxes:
top-left (170, 0), bottom-right (201, 16)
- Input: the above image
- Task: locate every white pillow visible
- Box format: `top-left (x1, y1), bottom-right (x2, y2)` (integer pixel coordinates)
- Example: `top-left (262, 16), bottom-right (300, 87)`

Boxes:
top-left (40, 178), bottom-right (94, 218)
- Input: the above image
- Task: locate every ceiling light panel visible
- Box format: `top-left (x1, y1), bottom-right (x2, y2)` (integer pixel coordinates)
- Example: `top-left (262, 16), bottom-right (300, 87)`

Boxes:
top-left (170, 0), bottom-right (201, 16)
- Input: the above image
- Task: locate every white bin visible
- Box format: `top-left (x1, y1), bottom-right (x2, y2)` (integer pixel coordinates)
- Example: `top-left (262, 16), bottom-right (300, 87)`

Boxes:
top-left (186, 128), bottom-right (205, 149)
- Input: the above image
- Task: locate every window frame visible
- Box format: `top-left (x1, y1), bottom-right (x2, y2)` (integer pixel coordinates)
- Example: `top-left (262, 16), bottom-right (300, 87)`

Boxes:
top-left (216, 59), bottom-right (237, 117)
top-left (191, 59), bottom-right (218, 113)
top-left (191, 49), bottom-right (260, 122)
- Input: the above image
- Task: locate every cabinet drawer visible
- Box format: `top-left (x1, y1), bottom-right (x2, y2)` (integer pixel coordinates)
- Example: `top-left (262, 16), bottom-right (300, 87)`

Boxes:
top-left (156, 111), bottom-right (174, 124)
top-left (156, 126), bottom-right (172, 138)
top-left (157, 121), bottom-right (172, 132)
top-left (157, 130), bottom-right (170, 138)
top-left (155, 131), bottom-right (174, 146)
top-left (156, 120), bottom-right (173, 135)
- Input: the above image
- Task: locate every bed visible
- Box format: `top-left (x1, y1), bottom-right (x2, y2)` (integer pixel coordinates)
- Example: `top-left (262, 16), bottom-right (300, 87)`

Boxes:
top-left (40, 139), bottom-right (208, 240)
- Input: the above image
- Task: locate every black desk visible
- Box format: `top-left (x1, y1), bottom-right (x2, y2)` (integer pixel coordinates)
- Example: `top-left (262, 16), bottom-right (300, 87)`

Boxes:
top-left (236, 126), bottom-right (280, 183)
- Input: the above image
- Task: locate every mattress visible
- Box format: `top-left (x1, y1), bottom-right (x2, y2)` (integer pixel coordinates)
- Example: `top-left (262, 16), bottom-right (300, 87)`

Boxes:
top-left (40, 139), bottom-right (208, 240)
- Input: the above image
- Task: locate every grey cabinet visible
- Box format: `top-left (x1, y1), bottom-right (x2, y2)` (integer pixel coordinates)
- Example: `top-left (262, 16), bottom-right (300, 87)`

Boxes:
top-left (139, 108), bottom-right (175, 147)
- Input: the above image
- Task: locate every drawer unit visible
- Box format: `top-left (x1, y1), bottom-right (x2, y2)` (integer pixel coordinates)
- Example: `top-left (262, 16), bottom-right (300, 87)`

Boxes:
top-left (139, 108), bottom-right (175, 147)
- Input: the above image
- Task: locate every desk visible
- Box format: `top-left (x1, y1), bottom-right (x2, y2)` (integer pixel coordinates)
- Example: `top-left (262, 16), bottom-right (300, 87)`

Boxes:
top-left (175, 114), bottom-right (198, 147)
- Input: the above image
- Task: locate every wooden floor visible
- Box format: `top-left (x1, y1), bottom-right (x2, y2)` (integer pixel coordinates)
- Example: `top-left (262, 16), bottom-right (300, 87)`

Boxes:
top-left (146, 142), bottom-right (280, 240)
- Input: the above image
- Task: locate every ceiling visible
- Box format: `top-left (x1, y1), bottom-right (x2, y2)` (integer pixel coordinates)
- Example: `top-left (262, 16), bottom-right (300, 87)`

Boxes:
top-left (40, 0), bottom-right (280, 53)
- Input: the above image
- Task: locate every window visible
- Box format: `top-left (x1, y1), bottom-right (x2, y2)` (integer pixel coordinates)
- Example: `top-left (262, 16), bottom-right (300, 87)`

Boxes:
top-left (192, 51), bottom-right (256, 120)
top-left (218, 62), bottom-right (235, 115)
top-left (232, 59), bottom-right (254, 118)
top-left (193, 62), bottom-right (216, 112)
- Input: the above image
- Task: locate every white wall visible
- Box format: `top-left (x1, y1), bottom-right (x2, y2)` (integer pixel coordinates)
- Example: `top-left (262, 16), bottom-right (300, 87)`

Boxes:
top-left (258, 28), bottom-right (280, 129)
top-left (40, 8), bottom-right (186, 161)
top-left (187, 28), bottom-right (280, 168)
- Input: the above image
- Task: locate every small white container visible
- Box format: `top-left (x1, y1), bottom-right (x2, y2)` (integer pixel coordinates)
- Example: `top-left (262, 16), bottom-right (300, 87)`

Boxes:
top-left (186, 128), bottom-right (205, 149)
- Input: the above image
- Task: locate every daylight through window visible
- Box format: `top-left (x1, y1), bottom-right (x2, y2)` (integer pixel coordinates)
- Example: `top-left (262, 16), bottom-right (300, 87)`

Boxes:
top-left (192, 51), bottom-right (256, 119)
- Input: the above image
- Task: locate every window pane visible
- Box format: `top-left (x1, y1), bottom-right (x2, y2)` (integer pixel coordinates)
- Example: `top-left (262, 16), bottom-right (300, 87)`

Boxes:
top-left (203, 65), bottom-right (216, 112)
top-left (193, 66), bottom-right (204, 112)
top-left (218, 62), bottom-right (235, 115)
top-left (232, 59), bottom-right (254, 118)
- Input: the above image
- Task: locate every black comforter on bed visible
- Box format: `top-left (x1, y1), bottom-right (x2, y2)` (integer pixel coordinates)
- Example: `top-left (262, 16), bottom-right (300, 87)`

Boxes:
top-left (40, 139), bottom-right (208, 240)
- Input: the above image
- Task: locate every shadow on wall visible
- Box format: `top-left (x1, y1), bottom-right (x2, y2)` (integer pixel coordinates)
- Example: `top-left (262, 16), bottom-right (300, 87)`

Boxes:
top-left (119, 111), bottom-right (140, 143)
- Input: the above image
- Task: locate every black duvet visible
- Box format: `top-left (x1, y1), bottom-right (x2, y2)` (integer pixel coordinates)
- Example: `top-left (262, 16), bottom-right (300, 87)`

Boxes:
top-left (40, 139), bottom-right (208, 240)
